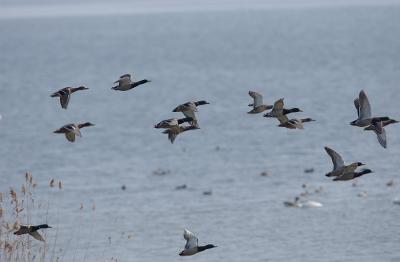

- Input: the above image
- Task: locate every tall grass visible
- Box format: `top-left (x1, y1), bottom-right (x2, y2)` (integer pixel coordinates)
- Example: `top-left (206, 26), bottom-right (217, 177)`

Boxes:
top-left (0, 173), bottom-right (62, 262)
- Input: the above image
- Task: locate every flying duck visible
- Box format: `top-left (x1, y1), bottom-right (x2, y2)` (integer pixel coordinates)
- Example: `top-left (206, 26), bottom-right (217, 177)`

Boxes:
top-left (14, 224), bottom-right (51, 242)
top-left (50, 86), bottom-right (89, 109)
top-left (364, 119), bottom-right (399, 148)
top-left (247, 91), bottom-right (273, 114)
top-left (324, 146), bottom-right (364, 177)
top-left (53, 122), bottom-right (95, 142)
top-left (111, 74), bottom-right (151, 91)
top-left (154, 117), bottom-right (193, 129)
top-left (162, 125), bottom-right (199, 144)
top-left (333, 169), bottom-right (373, 181)
top-left (179, 229), bottom-right (217, 256)
top-left (263, 98), bottom-right (302, 118)
top-left (172, 100), bottom-right (209, 127)
top-left (277, 117), bottom-right (315, 129)
top-left (350, 90), bottom-right (391, 127)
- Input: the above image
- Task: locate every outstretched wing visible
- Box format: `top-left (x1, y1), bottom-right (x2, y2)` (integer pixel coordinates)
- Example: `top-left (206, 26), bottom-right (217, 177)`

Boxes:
top-left (183, 229), bottom-right (198, 249)
top-left (248, 91), bottom-right (263, 108)
top-left (273, 98), bottom-right (284, 111)
top-left (373, 122), bottom-right (387, 148)
top-left (358, 90), bottom-right (371, 120)
top-left (60, 94), bottom-right (70, 109)
top-left (29, 231), bottom-right (45, 242)
top-left (277, 115), bottom-right (289, 125)
top-left (182, 110), bottom-right (198, 127)
top-left (324, 147), bottom-right (345, 170)
top-left (354, 98), bottom-right (360, 118)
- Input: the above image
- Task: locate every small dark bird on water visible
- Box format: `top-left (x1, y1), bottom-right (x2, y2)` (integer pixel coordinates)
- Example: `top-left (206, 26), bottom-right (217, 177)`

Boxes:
top-left (14, 224), bottom-right (52, 242)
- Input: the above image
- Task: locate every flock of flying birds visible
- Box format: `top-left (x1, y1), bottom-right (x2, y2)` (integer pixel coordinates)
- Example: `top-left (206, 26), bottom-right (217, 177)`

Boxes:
top-left (5, 74), bottom-right (399, 256)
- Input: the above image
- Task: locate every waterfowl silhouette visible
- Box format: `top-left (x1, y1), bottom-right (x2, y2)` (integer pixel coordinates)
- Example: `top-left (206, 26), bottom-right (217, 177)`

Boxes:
top-left (14, 224), bottom-right (51, 242)
top-left (162, 125), bottom-right (199, 144)
top-left (179, 229), bottom-right (217, 256)
top-left (53, 122), bottom-right (95, 142)
top-left (154, 117), bottom-right (193, 129)
top-left (364, 119), bottom-right (399, 148)
top-left (172, 100), bottom-right (209, 127)
top-left (333, 169), bottom-right (373, 181)
top-left (247, 91), bottom-right (273, 114)
top-left (324, 147), bottom-right (364, 177)
top-left (350, 90), bottom-right (391, 127)
top-left (50, 86), bottom-right (89, 109)
top-left (111, 74), bottom-right (150, 91)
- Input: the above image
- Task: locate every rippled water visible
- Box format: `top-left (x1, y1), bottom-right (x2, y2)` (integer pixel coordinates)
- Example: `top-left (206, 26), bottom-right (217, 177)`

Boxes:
top-left (0, 4), bottom-right (400, 262)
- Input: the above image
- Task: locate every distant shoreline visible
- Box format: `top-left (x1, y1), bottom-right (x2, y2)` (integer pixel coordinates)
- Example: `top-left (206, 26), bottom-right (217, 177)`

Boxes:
top-left (1, 0), bottom-right (400, 20)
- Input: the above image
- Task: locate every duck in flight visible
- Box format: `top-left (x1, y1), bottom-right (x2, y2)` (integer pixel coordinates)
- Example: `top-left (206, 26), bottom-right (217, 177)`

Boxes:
top-left (53, 122), bottom-right (95, 142)
top-left (350, 90), bottom-right (392, 127)
top-left (333, 169), bottom-right (373, 181)
top-left (172, 100), bottom-right (209, 127)
top-left (263, 98), bottom-right (302, 118)
top-left (111, 74), bottom-right (151, 91)
top-left (162, 125), bottom-right (199, 144)
top-left (51, 86), bottom-right (89, 109)
top-left (277, 117), bottom-right (315, 129)
top-left (247, 91), bottom-right (273, 114)
top-left (364, 119), bottom-right (399, 148)
top-left (179, 229), bottom-right (217, 256)
top-left (324, 146), bottom-right (364, 177)
top-left (14, 224), bottom-right (51, 242)
top-left (154, 117), bottom-right (193, 129)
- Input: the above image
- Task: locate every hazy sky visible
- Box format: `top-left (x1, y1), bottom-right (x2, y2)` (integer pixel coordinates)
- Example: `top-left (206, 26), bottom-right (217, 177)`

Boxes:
top-left (1, 0), bottom-right (400, 19)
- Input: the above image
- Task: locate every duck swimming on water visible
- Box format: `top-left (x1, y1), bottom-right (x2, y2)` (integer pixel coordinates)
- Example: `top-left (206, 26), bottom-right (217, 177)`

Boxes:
top-left (51, 86), bottom-right (89, 109)
top-left (179, 229), bottom-right (217, 256)
top-left (14, 224), bottom-right (51, 242)
top-left (53, 122), bottom-right (95, 142)
top-left (111, 74), bottom-right (150, 91)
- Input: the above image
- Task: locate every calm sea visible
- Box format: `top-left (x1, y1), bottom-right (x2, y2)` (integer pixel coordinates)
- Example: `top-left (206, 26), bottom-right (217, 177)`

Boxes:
top-left (0, 4), bottom-right (399, 261)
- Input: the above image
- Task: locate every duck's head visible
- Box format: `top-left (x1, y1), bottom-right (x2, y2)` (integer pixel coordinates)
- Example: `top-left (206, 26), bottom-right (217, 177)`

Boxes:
top-left (350, 120), bottom-right (357, 126)
top-left (79, 122), bottom-right (95, 128)
top-left (142, 79), bottom-right (151, 83)
top-left (290, 108), bottom-right (303, 113)
top-left (77, 86), bottom-right (89, 90)
top-left (361, 169), bottom-right (374, 175)
top-left (38, 224), bottom-right (52, 229)
top-left (357, 162), bottom-right (365, 167)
